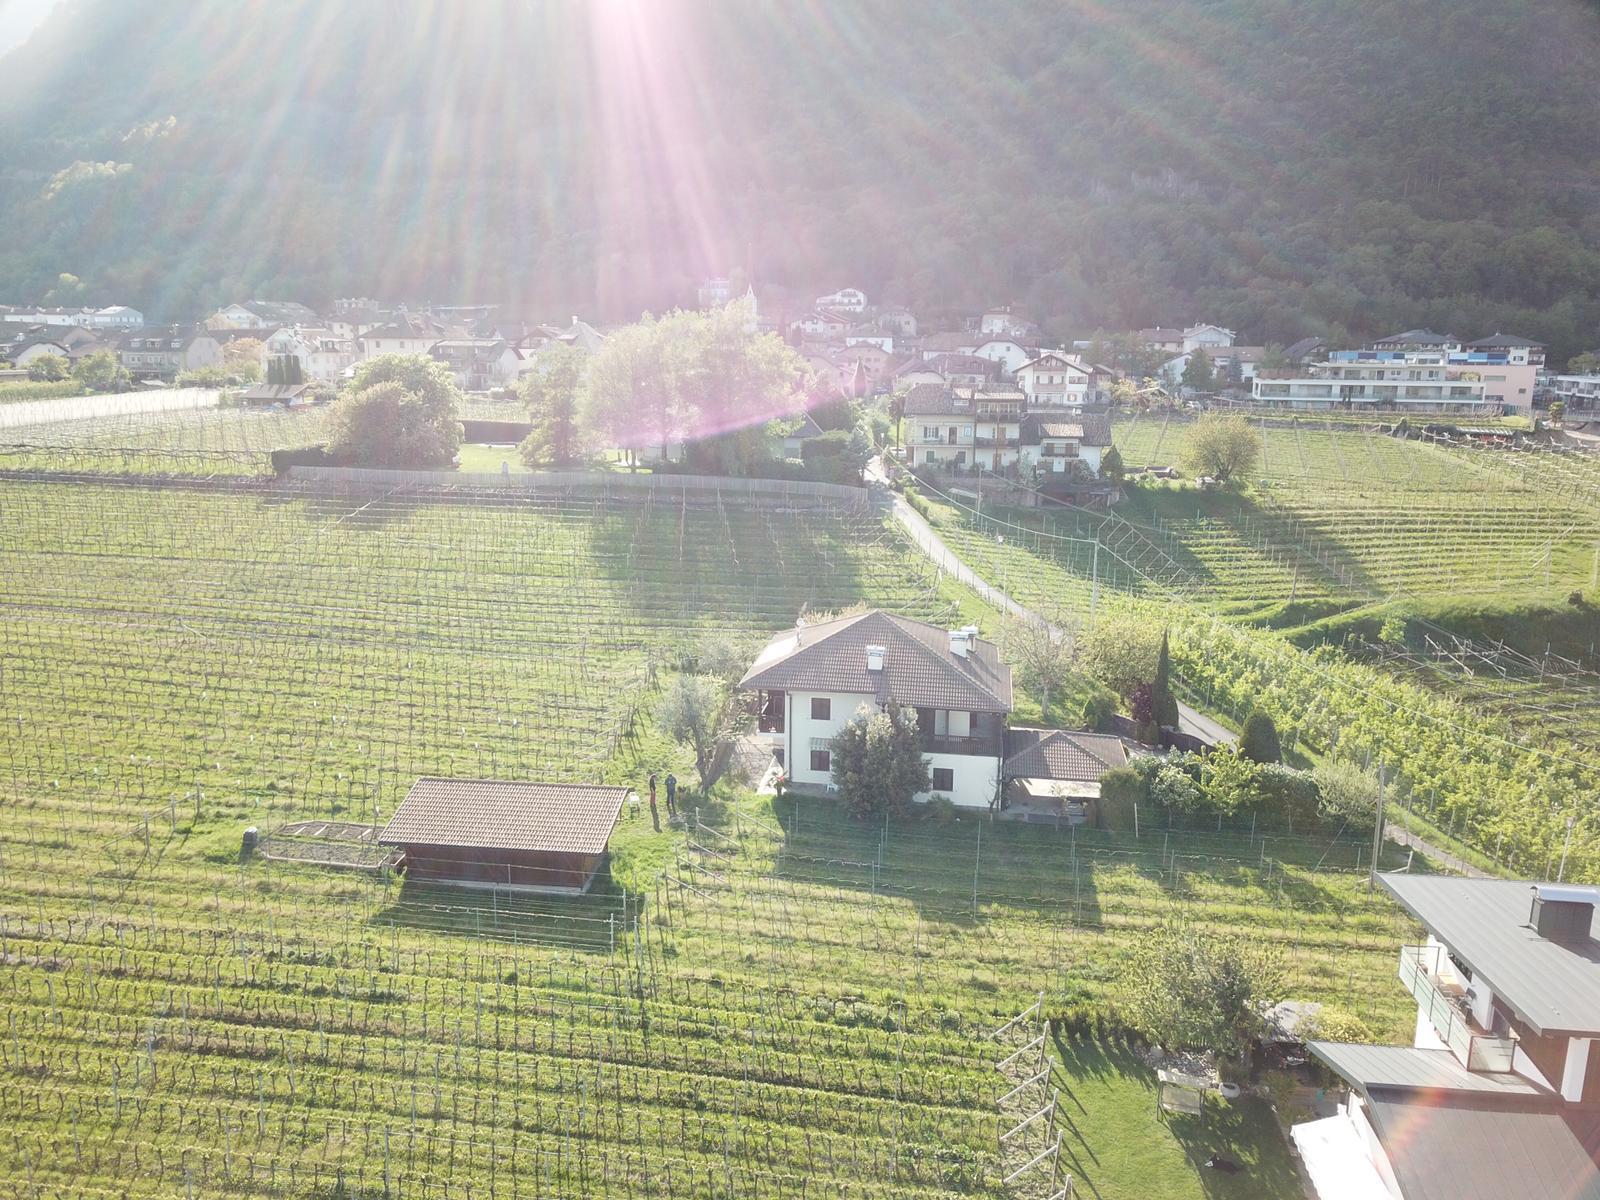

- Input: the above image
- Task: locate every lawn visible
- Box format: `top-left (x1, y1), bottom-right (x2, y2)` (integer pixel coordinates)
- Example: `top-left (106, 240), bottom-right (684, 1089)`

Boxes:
top-left (1051, 1036), bottom-right (1302, 1200)
top-left (455, 440), bottom-right (523, 471)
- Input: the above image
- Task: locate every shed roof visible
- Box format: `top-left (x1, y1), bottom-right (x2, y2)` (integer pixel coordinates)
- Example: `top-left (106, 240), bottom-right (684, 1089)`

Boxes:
top-left (380, 778), bottom-right (628, 856)
top-left (1379, 875), bottom-right (1600, 1036)
top-left (738, 610), bottom-right (1012, 713)
top-left (1003, 728), bottom-right (1126, 782)
top-left (1308, 1042), bottom-right (1553, 1100)
top-left (1365, 1096), bottom-right (1600, 1200)
top-left (241, 383), bottom-right (312, 403)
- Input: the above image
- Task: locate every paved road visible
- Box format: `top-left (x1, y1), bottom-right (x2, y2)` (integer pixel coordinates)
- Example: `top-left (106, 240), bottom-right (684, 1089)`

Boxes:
top-left (0, 387), bottom-right (220, 431)
top-left (867, 459), bottom-right (1234, 745)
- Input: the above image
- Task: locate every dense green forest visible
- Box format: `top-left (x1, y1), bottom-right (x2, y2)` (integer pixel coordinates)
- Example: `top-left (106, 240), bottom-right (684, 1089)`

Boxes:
top-left (2, 0), bottom-right (1599, 357)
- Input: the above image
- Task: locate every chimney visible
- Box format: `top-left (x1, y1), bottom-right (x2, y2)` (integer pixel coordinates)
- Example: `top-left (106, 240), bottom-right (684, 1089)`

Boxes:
top-left (1530, 884), bottom-right (1600, 944)
top-left (949, 630), bottom-right (969, 658)
top-left (865, 645), bottom-right (885, 672)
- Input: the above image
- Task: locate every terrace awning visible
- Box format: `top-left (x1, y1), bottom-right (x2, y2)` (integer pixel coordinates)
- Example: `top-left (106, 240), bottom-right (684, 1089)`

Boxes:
top-left (1291, 1116), bottom-right (1393, 1200)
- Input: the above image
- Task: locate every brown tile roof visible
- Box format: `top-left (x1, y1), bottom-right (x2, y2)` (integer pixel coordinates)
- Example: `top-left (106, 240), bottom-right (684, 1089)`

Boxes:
top-left (902, 382), bottom-right (968, 415)
top-left (379, 778), bottom-right (628, 855)
top-left (739, 610), bottom-right (1013, 713)
top-left (1003, 728), bottom-right (1127, 781)
top-left (1021, 411), bottom-right (1113, 446)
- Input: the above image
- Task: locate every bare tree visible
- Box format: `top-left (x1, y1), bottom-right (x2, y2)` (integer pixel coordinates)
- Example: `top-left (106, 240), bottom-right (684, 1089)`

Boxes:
top-left (1003, 613), bottom-right (1080, 720)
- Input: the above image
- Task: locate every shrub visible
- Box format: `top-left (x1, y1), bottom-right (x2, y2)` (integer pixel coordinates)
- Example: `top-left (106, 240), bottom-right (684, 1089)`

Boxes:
top-left (1303, 1006), bottom-right (1374, 1043)
top-left (1257, 763), bottom-right (1321, 828)
top-left (27, 354), bottom-right (70, 382)
top-left (1079, 692), bottom-right (1116, 732)
top-left (1239, 709), bottom-right (1282, 763)
top-left (1097, 766), bottom-right (1144, 831)
top-left (1314, 758), bottom-right (1380, 832)
top-left (924, 794), bottom-right (957, 824)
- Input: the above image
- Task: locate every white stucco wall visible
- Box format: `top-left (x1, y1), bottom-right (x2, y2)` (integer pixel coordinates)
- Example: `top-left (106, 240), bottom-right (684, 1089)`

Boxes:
top-left (916, 751), bottom-right (1000, 809)
top-left (782, 689), bottom-right (1000, 808)
top-left (785, 690), bottom-right (876, 789)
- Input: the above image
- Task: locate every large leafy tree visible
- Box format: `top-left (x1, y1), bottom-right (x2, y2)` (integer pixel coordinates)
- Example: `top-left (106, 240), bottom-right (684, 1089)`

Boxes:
top-left (27, 354), bottom-right (70, 382)
top-left (581, 301), bottom-right (805, 469)
top-left (1179, 413), bottom-right (1261, 483)
top-left (829, 702), bottom-right (930, 820)
top-left (1180, 348), bottom-right (1215, 392)
top-left (72, 349), bottom-right (129, 393)
top-left (1120, 922), bottom-right (1285, 1061)
top-left (1078, 614), bottom-right (1162, 703)
top-left (327, 354), bottom-right (462, 467)
top-left (517, 342), bottom-right (587, 467)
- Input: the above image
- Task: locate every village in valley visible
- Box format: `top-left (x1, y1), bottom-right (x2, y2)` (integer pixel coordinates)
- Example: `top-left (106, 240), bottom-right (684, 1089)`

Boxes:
top-left (7, 0), bottom-right (1600, 1194)
top-left (3, 267), bottom-right (1600, 1200)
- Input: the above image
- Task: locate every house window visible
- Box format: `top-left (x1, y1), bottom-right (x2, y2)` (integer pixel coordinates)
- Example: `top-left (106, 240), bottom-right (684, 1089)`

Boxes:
top-left (931, 768), bottom-right (954, 792)
top-left (809, 740), bottom-right (832, 773)
top-left (810, 697), bottom-right (831, 720)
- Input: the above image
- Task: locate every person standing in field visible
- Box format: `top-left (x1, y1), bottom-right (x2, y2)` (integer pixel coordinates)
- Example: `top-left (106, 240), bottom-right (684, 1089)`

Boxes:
top-left (664, 771), bottom-right (677, 817)
top-left (647, 785), bottom-right (660, 832)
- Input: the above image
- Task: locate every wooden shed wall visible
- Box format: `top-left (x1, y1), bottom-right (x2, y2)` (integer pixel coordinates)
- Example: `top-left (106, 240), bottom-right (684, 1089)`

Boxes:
top-left (396, 844), bottom-right (602, 892)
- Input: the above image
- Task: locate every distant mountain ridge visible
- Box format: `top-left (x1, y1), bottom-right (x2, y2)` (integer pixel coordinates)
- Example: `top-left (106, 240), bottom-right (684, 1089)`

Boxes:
top-left (2, 0), bottom-right (1599, 358)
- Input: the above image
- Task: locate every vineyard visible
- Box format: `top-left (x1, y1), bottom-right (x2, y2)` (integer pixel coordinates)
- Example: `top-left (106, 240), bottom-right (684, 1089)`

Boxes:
top-left (906, 428), bottom-right (1600, 881)
top-left (0, 474), bottom-right (1428, 1200)
top-left (1110, 413), bottom-right (1600, 604)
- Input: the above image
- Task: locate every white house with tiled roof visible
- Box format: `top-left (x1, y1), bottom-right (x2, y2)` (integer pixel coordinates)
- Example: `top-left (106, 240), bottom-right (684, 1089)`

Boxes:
top-left (739, 611), bottom-right (1014, 809)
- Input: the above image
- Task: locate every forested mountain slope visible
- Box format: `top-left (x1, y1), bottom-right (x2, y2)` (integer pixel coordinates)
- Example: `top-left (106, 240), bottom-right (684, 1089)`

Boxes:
top-left (2, 0), bottom-right (1599, 356)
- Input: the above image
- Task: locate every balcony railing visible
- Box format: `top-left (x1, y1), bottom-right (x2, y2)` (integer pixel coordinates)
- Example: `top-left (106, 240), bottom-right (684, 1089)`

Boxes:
top-left (1399, 945), bottom-right (1516, 1073)
top-left (921, 732), bottom-right (1005, 758)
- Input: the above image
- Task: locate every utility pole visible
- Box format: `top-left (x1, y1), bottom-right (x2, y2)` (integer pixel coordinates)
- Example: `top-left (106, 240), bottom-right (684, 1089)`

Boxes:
top-left (1560, 814), bottom-right (1576, 882)
top-left (1368, 764), bottom-right (1386, 896)
top-left (1090, 536), bottom-right (1100, 628)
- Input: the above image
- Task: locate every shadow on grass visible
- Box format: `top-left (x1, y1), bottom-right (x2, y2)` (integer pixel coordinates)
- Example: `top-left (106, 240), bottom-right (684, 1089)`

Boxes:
top-left (370, 876), bottom-right (634, 953)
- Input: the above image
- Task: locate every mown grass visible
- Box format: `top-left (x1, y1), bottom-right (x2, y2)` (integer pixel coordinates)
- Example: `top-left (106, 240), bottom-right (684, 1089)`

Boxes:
top-left (1050, 1035), bottom-right (1300, 1200)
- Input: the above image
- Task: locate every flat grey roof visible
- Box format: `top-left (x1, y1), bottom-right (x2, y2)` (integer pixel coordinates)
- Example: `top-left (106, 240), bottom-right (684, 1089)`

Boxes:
top-left (1308, 1042), bottom-right (1552, 1099)
top-left (1380, 875), bottom-right (1600, 1036)
top-left (1366, 1097), bottom-right (1600, 1200)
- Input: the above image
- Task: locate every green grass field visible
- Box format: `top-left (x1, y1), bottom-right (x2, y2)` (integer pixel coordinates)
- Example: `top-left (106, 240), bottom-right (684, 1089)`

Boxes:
top-left (0, 476), bottom-right (1426, 1200)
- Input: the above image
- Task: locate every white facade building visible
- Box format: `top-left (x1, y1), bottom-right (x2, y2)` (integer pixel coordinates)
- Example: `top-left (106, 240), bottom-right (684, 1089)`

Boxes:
top-left (1552, 375), bottom-right (1600, 412)
top-left (1015, 352), bottom-right (1095, 408)
top-left (740, 611), bottom-right (1013, 810)
top-left (970, 338), bottom-right (1033, 377)
top-left (1253, 351), bottom-right (1488, 411)
top-left (815, 288), bottom-right (867, 313)
top-left (263, 326), bottom-right (357, 382)
top-left (1181, 324), bottom-right (1235, 352)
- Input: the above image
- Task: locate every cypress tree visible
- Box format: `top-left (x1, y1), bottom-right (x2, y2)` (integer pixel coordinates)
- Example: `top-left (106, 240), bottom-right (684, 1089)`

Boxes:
top-left (1152, 629), bottom-right (1181, 731)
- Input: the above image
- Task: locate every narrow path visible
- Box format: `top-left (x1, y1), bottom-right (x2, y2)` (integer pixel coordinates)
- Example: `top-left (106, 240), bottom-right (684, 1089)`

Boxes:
top-left (1383, 818), bottom-right (1493, 878)
top-left (868, 459), bottom-right (1234, 746)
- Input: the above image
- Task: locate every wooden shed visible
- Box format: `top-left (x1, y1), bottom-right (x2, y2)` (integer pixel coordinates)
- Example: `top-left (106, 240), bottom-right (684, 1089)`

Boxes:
top-left (379, 777), bottom-right (629, 894)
